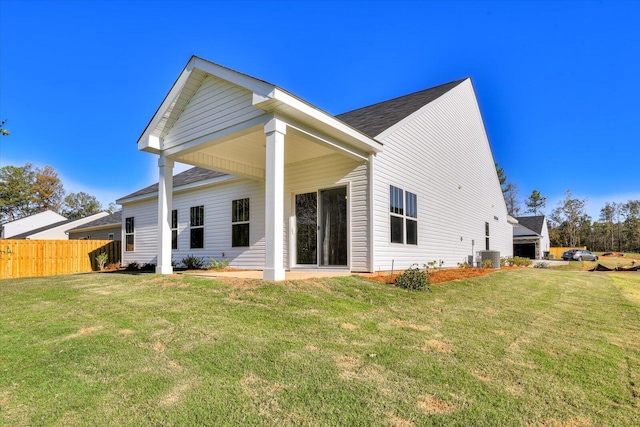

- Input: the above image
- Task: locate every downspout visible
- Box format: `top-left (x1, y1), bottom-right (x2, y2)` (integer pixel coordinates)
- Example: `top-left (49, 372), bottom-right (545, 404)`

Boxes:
top-left (367, 153), bottom-right (376, 272)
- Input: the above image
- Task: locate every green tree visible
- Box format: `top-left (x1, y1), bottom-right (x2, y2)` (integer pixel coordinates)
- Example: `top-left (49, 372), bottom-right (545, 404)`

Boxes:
top-left (621, 200), bottom-right (640, 252)
top-left (504, 183), bottom-right (521, 216)
top-left (0, 119), bottom-right (9, 136)
top-left (550, 190), bottom-right (589, 247)
top-left (524, 190), bottom-right (547, 216)
top-left (495, 163), bottom-right (507, 192)
top-left (0, 164), bottom-right (35, 222)
top-left (62, 192), bottom-right (102, 219)
top-left (31, 165), bottom-right (65, 213)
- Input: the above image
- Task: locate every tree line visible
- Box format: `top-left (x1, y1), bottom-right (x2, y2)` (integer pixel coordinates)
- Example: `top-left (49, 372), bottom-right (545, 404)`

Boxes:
top-left (0, 163), bottom-right (117, 224)
top-left (497, 164), bottom-right (640, 253)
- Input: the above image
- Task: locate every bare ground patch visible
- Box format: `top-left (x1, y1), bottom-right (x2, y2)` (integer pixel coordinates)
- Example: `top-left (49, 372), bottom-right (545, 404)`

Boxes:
top-left (64, 326), bottom-right (102, 340)
top-left (385, 411), bottom-right (415, 426)
top-left (417, 393), bottom-right (456, 415)
top-left (419, 339), bottom-right (451, 354)
top-left (387, 319), bottom-right (432, 331)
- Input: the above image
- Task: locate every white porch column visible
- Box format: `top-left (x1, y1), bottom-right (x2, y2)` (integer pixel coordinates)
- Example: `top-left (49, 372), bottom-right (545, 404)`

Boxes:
top-left (156, 155), bottom-right (174, 274)
top-left (263, 117), bottom-right (286, 281)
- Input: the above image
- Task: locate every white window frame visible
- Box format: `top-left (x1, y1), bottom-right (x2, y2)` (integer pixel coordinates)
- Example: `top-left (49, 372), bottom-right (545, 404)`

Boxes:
top-left (171, 209), bottom-right (178, 250)
top-left (125, 217), bottom-right (134, 252)
top-left (232, 198), bottom-right (250, 247)
top-left (190, 206), bottom-right (204, 249)
top-left (390, 185), bottom-right (418, 245)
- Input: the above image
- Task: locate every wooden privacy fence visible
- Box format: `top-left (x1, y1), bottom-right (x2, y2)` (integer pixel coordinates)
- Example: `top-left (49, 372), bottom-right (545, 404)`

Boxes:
top-left (0, 240), bottom-right (121, 280)
top-left (548, 246), bottom-right (587, 260)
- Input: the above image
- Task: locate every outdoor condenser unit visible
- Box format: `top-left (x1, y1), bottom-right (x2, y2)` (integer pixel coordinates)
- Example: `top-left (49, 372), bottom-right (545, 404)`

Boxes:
top-left (476, 250), bottom-right (501, 269)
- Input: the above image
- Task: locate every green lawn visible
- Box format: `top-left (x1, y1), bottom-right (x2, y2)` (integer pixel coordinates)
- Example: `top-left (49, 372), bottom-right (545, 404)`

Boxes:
top-left (1, 269), bottom-right (639, 426)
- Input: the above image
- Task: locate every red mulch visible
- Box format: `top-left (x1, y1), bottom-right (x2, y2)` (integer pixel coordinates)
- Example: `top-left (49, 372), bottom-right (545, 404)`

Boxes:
top-left (363, 267), bottom-right (517, 285)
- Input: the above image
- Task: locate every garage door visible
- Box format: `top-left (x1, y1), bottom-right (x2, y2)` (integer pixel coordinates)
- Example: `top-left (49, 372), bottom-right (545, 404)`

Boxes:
top-left (514, 243), bottom-right (536, 259)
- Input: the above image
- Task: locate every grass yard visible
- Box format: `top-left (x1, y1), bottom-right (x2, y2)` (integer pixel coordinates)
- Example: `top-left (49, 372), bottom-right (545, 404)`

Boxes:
top-left (1, 269), bottom-right (640, 426)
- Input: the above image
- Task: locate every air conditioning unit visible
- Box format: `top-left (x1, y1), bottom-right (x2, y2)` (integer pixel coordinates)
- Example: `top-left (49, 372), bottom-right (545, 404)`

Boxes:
top-left (476, 250), bottom-right (501, 269)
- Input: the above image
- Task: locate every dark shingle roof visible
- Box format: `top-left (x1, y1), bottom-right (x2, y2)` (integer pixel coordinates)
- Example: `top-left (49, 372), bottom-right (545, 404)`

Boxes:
top-left (118, 167), bottom-right (228, 200)
top-left (515, 216), bottom-right (546, 235)
top-left (336, 79), bottom-right (467, 138)
top-left (68, 211), bottom-right (122, 232)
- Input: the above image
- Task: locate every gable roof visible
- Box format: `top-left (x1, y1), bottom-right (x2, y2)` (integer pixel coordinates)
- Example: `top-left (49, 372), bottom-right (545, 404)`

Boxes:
top-left (515, 216), bottom-right (546, 236)
top-left (336, 79), bottom-right (467, 138)
top-left (8, 219), bottom-right (73, 239)
top-left (117, 167), bottom-right (229, 202)
top-left (8, 212), bottom-right (109, 239)
top-left (67, 211), bottom-right (122, 233)
top-left (122, 76), bottom-right (469, 203)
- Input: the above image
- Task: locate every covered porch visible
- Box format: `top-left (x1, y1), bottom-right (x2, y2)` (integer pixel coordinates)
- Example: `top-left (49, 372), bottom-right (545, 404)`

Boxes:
top-left (138, 57), bottom-right (381, 280)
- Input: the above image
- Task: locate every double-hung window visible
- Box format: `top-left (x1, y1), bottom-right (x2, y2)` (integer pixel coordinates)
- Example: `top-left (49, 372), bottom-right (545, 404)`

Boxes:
top-left (171, 210), bottom-right (178, 250)
top-left (389, 186), bottom-right (418, 245)
top-left (190, 206), bottom-right (204, 249)
top-left (485, 222), bottom-right (490, 250)
top-left (125, 217), bottom-right (134, 251)
top-left (232, 198), bottom-right (250, 247)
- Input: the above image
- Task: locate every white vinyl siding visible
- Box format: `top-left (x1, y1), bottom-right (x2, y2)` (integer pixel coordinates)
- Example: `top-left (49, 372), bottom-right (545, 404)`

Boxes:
top-left (162, 75), bottom-right (264, 150)
top-left (372, 80), bottom-right (513, 270)
top-left (285, 154), bottom-right (369, 272)
top-left (121, 179), bottom-right (265, 269)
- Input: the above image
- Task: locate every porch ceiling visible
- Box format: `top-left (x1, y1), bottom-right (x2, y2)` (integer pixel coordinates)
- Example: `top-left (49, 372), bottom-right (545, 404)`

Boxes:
top-left (173, 124), bottom-right (359, 180)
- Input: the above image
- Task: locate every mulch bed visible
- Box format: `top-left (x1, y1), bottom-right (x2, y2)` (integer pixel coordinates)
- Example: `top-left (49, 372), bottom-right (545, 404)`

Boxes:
top-left (363, 267), bottom-right (512, 285)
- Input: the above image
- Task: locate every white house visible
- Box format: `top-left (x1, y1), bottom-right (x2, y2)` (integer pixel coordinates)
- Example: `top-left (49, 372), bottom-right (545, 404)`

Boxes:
top-left (513, 215), bottom-right (550, 259)
top-left (7, 212), bottom-right (110, 240)
top-left (1, 210), bottom-right (67, 239)
top-left (117, 56), bottom-right (513, 280)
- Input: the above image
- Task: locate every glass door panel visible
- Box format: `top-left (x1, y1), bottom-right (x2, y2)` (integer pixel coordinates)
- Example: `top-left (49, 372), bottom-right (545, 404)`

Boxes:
top-left (319, 187), bottom-right (348, 266)
top-left (295, 192), bottom-right (317, 265)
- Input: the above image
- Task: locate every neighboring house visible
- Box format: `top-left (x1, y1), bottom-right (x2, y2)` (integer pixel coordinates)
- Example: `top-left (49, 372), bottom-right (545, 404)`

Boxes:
top-left (118, 56), bottom-right (513, 280)
top-left (513, 215), bottom-right (550, 259)
top-left (1, 210), bottom-right (67, 239)
top-left (7, 212), bottom-right (109, 240)
top-left (67, 211), bottom-right (123, 241)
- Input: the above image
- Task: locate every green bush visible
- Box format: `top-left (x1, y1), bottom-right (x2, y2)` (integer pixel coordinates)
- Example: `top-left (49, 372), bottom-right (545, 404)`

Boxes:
top-left (207, 257), bottom-right (230, 270)
top-left (395, 264), bottom-right (430, 291)
top-left (501, 256), bottom-right (532, 267)
top-left (95, 252), bottom-right (109, 271)
top-left (181, 255), bottom-right (207, 270)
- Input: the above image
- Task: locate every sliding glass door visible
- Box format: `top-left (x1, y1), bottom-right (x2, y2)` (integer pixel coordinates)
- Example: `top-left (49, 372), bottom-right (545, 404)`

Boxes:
top-left (295, 187), bottom-right (347, 267)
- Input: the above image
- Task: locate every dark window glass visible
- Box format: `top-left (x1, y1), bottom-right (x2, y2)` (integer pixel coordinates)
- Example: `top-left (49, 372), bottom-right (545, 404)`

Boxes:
top-left (190, 228), bottom-right (204, 249)
top-left (232, 198), bottom-right (250, 222)
top-left (390, 186), bottom-right (403, 215)
top-left (232, 223), bottom-right (250, 247)
top-left (126, 234), bottom-right (134, 252)
top-left (190, 206), bottom-right (204, 249)
top-left (406, 192), bottom-right (417, 218)
top-left (485, 222), bottom-right (489, 250)
top-left (125, 217), bottom-right (134, 234)
top-left (391, 215), bottom-right (404, 243)
top-left (171, 210), bottom-right (178, 250)
top-left (190, 206), bottom-right (204, 227)
top-left (125, 217), bottom-right (134, 251)
top-left (406, 219), bottom-right (417, 245)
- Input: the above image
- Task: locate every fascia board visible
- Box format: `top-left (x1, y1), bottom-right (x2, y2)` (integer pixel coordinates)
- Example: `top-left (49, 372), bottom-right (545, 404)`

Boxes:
top-left (116, 174), bottom-right (238, 205)
top-left (254, 88), bottom-right (382, 154)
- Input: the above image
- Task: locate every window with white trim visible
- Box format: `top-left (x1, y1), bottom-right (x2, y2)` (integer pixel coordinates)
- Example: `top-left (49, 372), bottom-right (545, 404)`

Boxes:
top-left (171, 210), bottom-right (178, 250)
top-left (390, 186), bottom-right (417, 245)
top-left (485, 221), bottom-right (490, 250)
top-left (190, 206), bottom-right (204, 249)
top-left (125, 217), bottom-right (134, 251)
top-left (108, 233), bottom-right (114, 241)
top-left (232, 198), bottom-right (250, 247)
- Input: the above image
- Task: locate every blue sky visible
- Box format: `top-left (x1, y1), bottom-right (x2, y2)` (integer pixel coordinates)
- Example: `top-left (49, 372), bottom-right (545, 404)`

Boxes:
top-left (1, 0), bottom-right (638, 219)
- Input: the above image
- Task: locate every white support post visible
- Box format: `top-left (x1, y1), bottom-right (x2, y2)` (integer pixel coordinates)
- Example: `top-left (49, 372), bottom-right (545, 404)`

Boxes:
top-left (156, 155), bottom-right (174, 274)
top-left (263, 117), bottom-right (286, 281)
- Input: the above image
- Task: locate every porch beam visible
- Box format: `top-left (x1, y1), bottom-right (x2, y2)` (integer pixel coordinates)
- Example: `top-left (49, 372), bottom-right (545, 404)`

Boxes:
top-left (286, 122), bottom-right (369, 162)
top-left (263, 116), bottom-right (286, 281)
top-left (156, 155), bottom-right (174, 275)
top-left (177, 151), bottom-right (265, 180)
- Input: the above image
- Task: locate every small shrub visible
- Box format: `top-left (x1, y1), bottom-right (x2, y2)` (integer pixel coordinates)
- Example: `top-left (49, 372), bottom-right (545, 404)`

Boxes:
top-left (207, 257), bottom-right (230, 270)
top-left (95, 252), bottom-right (109, 271)
top-left (534, 261), bottom-right (550, 268)
top-left (181, 255), bottom-right (206, 270)
top-left (395, 264), bottom-right (430, 291)
top-left (482, 259), bottom-right (493, 269)
top-left (125, 261), bottom-right (140, 271)
top-left (457, 261), bottom-right (471, 269)
top-left (425, 259), bottom-right (445, 270)
top-left (501, 256), bottom-right (532, 267)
